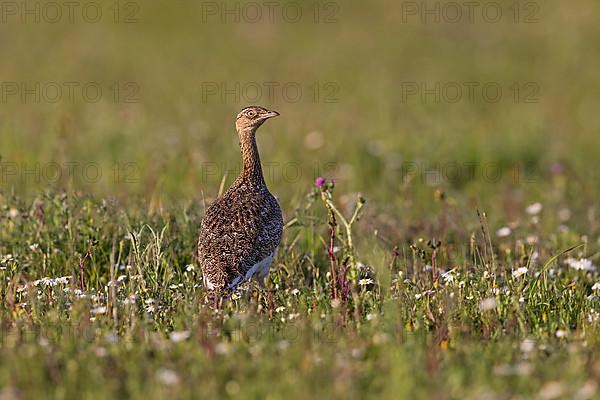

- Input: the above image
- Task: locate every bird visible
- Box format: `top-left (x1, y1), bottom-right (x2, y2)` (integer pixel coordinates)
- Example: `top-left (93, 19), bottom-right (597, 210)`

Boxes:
top-left (198, 106), bottom-right (283, 295)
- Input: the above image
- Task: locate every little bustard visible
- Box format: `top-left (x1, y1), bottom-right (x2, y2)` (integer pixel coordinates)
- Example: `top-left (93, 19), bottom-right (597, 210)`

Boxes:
top-left (198, 106), bottom-right (283, 293)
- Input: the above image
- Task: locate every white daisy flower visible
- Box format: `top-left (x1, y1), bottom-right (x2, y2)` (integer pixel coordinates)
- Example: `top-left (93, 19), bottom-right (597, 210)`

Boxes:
top-left (144, 299), bottom-right (157, 313)
top-left (512, 267), bottom-right (528, 278)
top-left (496, 227), bottom-right (512, 237)
top-left (526, 202), bottom-right (543, 215)
top-left (91, 306), bottom-right (107, 315)
top-left (145, 304), bottom-right (157, 313)
top-left (156, 369), bottom-right (180, 385)
top-left (441, 270), bottom-right (455, 283)
top-left (169, 331), bottom-right (190, 343)
top-left (555, 330), bottom-right (568, 338)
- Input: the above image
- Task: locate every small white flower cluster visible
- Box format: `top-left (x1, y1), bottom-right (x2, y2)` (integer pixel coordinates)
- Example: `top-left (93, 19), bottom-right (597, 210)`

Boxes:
top-left (512, 267), bottom-right (528, 279)
top-left (415, 290), bottom-right (435, 300)
top-left (496, 227), bottom-right (512, 237)
top-left (185, 264), bottom-right (196, 272)
top-left (358, 278), bottom-right (374, 286)
top-left (0, 254), bottom-right (14, 266)
top-left (33, 276), bottom-right (71, 287)
top-left (496, 203), bottom-right (543, 238)
top-left (91, 306), bottom-right (107, 315)
top-left (169, 331), bottom-right (190, 343)
top-left (144, 298), bottom-right (158, 313)
top-left (440, 269), bottom-right (456, 283)
top-left (63, 287), bottom-right (87, 298)
top-left (106, 275), bottom-right (128, 289)
top-left (555, 329), bottom-right (568, 338)
top-left (526, 202), bottom-right (543, 216)
top-left (156, 368), bottom-right (180, 385)
top-left (565, 258), bottom-right (596, 272)
top-left (588, 310), bottom-right (599, 323)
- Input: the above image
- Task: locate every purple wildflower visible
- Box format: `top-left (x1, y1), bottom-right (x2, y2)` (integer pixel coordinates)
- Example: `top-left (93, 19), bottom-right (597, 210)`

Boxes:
top-left (315, 176), bottom-right (325, 187)
top-left (550, 163), bottom-right (564, 176)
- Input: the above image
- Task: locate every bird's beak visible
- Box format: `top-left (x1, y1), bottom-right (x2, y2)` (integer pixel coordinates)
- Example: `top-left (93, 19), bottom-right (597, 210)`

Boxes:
top-left (263, 110), bottom-right (280, 119)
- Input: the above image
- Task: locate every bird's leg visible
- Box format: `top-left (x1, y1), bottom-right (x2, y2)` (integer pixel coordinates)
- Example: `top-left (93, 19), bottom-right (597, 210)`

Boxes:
top-left (257, 276), bottom-right (267, 288)
top-left (258, 273), bottom-right (274, 313)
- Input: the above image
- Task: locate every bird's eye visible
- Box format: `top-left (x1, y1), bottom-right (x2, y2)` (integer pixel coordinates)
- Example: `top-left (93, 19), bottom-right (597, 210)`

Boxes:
top-left (246, 110), bottom-right (257, 118)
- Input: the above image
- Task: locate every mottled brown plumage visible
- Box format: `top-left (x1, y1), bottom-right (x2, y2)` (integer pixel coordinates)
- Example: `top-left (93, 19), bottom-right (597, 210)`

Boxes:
top-left (198, 106), bottom-right (283, 293)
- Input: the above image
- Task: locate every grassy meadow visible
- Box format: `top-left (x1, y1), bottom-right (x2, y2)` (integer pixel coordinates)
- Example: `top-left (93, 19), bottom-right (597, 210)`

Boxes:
top-left (0, 0), bottom-right (599, 398)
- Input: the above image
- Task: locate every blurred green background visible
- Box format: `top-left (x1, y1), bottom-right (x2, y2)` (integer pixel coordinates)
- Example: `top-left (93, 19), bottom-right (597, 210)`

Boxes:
top-left (1, 0), bottom-right (599, 226)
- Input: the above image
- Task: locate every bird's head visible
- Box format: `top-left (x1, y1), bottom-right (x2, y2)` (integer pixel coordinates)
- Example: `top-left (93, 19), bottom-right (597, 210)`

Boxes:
top-left (235, 106), bottom-right (280, 133)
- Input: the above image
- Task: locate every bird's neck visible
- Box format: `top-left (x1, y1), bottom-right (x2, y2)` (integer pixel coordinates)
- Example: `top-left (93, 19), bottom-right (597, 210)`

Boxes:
top-left (238, 127), bottom-right (265, 187)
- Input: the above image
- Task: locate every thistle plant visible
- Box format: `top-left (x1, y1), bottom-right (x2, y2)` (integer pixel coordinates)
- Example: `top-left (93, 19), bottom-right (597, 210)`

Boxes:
top-left (314, 177), bottom-right (366, 300)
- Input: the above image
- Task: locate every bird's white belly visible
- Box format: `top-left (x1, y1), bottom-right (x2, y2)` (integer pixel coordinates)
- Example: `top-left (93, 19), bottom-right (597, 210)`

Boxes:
top-left (227, 252), bottom-right (275, 290)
